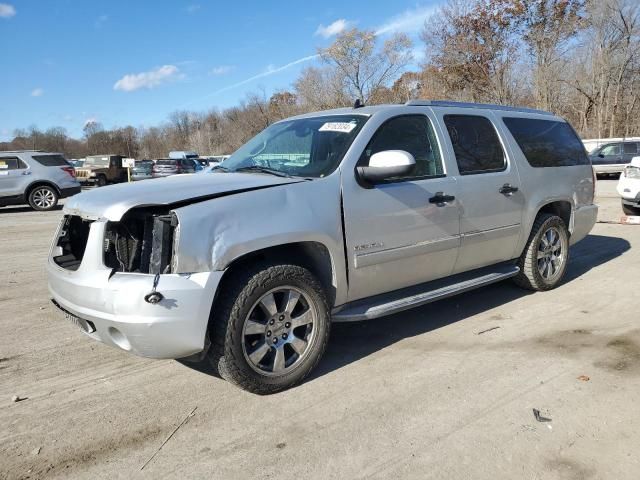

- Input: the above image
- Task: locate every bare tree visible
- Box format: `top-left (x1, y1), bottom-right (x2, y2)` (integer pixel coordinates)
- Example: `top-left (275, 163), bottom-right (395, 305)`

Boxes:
top-left (319, 28), bottom-right (413, 104)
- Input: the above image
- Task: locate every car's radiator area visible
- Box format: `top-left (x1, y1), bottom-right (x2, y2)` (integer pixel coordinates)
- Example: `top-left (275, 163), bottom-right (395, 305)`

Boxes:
top-left (52, 211), bottom-right (178, 274)
top-left (104, 210), bottom-right (178, 274)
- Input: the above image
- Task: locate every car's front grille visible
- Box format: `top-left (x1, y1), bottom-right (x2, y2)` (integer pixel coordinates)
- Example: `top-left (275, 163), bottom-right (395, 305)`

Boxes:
top-left (76, 170), bottom-right (89, 178)
top-left (52, 216), bottom-right (92, 270)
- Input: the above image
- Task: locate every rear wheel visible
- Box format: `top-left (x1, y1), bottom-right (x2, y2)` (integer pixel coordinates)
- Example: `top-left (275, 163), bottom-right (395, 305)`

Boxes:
top-left (28, 185), bottom-right (58, 211)
top-left (622, 202), bottom-right (640, 216)
top-left (207, 263), bottom-right (330, 394)
top-left (514, 213), bottom-right (569, 291)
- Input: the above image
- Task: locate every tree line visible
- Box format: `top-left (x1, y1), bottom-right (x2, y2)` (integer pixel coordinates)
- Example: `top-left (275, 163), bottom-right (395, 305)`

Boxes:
top-left (2, 0), bottom-right (638, 160)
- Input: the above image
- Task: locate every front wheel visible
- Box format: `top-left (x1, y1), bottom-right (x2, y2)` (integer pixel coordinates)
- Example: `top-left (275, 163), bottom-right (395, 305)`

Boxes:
top-left (207, 263), bottom-right (331, 394)
top-left (95, 175), bottom-right (107, 187)
top-left (513, 213), bottom-right (570, 291)
top-left (28, 185), bottom-right (59, 211)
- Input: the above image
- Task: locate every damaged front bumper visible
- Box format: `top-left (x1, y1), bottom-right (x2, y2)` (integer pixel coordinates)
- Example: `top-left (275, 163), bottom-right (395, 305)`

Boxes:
top-left (47, 218), bottom-right (223, 359)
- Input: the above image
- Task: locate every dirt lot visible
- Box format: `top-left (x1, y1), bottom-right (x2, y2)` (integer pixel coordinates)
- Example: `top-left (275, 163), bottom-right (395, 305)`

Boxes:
top-left (1, 180), bottom-right (639, 480)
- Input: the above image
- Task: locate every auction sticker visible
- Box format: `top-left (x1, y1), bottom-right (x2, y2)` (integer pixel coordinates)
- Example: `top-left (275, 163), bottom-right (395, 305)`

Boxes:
top-left (319, 122), bottom-right (357, 133)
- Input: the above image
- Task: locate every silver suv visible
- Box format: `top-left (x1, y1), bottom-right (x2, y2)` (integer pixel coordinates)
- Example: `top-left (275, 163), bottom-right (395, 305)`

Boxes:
top-left (47, 101), bottom-right (598, 393)
top-left (0, 150), bottom-right (81, 211)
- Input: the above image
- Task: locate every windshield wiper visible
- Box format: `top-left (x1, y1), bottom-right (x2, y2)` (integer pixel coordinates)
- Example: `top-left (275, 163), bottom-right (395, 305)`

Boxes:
top-left (210, 165), bottom-right (230, 172)
top-left (234, 165), bottom-right (292, 178)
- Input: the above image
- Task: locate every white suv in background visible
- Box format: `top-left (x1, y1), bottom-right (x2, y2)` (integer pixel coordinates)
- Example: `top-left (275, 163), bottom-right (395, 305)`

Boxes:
top-left (0, 150), bottom-right (81, 211)
top-left (617, 156), bottom-right (640, 215)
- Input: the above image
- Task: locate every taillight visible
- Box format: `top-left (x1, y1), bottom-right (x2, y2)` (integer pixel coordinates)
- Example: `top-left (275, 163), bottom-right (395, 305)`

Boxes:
top-left (152, 166), bottom-right (159, 172)
top-left (591, 167), bottom-right (596, 202)
top-left (62, 166), bottom-right (76, 178)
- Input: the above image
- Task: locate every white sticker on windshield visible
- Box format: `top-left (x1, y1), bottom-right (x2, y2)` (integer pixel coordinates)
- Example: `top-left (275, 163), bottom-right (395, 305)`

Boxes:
top-left (319, 122), bottom-right (357, 133)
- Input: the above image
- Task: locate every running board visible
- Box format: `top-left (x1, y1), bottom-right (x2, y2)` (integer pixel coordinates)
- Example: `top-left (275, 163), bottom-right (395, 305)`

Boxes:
top-left (332, 264), bottom-right (520, 322)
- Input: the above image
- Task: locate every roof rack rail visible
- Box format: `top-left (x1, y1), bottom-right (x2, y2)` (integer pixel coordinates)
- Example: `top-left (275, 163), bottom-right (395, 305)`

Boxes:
top-left (404, 100), bottom-right (553, 116)
top-left (0, 149), bottom-right (44, 153)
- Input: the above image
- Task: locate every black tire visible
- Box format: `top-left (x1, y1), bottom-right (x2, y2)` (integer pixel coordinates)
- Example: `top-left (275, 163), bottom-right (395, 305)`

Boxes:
top-left (96, 175), bottom-right (107, 187)
top-left (28, 185), bottom-right (59, 211)
top-left (207, 263), bottom-right (331, 394)
top-left (513, 213), bottom-right (570, 291)
top-left (622, 202), bottom-right (640, 216)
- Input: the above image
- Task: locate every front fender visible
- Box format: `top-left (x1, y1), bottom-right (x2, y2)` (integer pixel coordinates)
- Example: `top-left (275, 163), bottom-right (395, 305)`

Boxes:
top-left (172, 175), bottom-right (348, 303)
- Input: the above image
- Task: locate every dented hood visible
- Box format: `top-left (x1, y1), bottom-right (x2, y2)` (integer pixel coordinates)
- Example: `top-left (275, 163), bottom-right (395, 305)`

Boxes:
top-left (64, 173), bottom-right (302, 221)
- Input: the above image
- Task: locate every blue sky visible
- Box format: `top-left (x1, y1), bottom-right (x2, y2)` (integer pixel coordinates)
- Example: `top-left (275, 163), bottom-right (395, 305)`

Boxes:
top-left (0, 1), bottom-right (441, 140)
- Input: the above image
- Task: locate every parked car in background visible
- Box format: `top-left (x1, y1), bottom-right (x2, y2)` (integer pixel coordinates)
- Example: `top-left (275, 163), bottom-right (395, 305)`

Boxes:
top-left (131, 160), bottom-right (154, 181)
top-left (583, 137), bottom-right (640, 154)
top-left (589, 140), bottom-right (639, 178)
top-left (152, 158), bottom-right (201, 177)
top-left (0, 150), bottom-right (80, 211)
top-left (75, 154), bottom-right (127, 186)
top-left (48, 101), bottom-right (597, 393)
top-left (169, 151), bottom-right (199, 160)
top-left (617, 156), bottom-right (640, 215)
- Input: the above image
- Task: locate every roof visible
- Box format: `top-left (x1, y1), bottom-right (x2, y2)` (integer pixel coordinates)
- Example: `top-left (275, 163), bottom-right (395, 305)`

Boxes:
top-left (286, 100), bottom-right (557, 122)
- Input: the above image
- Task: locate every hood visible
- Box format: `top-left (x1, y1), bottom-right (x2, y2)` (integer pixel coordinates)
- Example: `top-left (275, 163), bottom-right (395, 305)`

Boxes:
top-left (64, 172), bottom-right (302, 221)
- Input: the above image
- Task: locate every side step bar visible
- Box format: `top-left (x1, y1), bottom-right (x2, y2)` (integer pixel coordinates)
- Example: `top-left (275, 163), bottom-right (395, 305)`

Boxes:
top-left (332, 264), bottom-right (520, 322)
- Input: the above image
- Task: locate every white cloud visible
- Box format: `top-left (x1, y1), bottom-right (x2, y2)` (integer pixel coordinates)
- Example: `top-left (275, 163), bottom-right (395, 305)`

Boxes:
top-left (375, 5), bottom-right (437, 36)
top-left (186, 4), bottom-right (200, 13)
top-left (95, 14), bottom-right (108, 28)
top-left (31, 88), bottom-right (44, 97)
top-left (210, 65), bottom-right (235, 76)
top-left (113, 65), bottom-right (183, 92)
top-left (0, 3), bottom-right (16, 18)
top-left (315, 19), bottom-right (353, 38)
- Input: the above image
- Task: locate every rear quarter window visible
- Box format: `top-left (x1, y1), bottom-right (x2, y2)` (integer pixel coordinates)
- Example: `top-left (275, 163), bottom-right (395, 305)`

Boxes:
top-left (502, 117), bottom-right (589, 167)
top-left (31, 154), bottom-right (70, 167)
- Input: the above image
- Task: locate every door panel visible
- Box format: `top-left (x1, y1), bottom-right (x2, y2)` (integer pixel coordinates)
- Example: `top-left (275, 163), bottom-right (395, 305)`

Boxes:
top-left (341, 114), bottom-right (460, 301)
top-left (0, 157), bottom-right (29, 197)
top-left (436, 112), bottom-right (525, 273)
top-left (343, 177), bottom-right (460, 300)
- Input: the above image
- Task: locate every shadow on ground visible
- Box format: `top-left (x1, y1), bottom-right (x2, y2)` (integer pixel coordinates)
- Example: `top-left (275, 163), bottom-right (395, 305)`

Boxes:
top-left (180, 234), bottom-right (630, 384)
top-left (0, 205), bottom-right (63, 214)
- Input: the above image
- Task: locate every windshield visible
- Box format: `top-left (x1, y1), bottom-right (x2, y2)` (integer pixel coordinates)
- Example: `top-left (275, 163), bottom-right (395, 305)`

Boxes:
top-left (85, 156), bottom-right (110, 167)
top-left (221, 115), bottom-right (368, 178)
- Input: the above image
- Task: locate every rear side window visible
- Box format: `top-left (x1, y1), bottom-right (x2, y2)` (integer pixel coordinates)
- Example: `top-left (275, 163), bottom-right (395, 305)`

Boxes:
top-left (0, 157), bottom-right (27, 170)
top-left (623, 143), bottom-right (638, 154)
top-left (156, 160), bottom-right (177, 166)
top-left (443, 115), bottom-right (505, 175)
top-left (32, 154), bottom-right (69, 167)
top-left (503, 117), bottom-right (589, 167)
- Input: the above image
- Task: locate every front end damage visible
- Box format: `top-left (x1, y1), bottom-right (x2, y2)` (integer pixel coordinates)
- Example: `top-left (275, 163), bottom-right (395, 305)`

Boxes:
top-left (47, 207), bottom-right (222, 359)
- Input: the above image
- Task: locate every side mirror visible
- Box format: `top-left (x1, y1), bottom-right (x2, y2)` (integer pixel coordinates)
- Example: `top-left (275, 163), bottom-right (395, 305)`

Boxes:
top-left (357, 150), bottom-right (416, 183)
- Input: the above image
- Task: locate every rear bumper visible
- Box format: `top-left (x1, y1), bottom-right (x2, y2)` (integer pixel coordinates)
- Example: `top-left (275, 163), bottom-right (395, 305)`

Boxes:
top-left (60, 186), bottom-right (81, 198)
top-left (48, 256), bottom-right (223, 359)
top-left (571, 204), bottom-right (598, 245)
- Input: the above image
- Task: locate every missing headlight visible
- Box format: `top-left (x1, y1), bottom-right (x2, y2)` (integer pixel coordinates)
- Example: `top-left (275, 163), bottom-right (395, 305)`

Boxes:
top-left (104, 210), bottom-right (178, 274)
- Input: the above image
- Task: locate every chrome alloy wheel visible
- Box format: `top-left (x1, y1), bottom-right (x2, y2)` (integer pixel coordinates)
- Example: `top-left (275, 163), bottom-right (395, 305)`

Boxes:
top-left (537, 226), bottom-right (566, 281)
top-left (242, 287), bottom-right (317, 376)
top-left (33, 188), bottom-right (56, 209)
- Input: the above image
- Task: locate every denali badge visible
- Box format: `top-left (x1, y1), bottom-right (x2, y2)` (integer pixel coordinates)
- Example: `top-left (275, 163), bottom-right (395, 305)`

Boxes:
top-left (354, 242), bottom-right (384, 251)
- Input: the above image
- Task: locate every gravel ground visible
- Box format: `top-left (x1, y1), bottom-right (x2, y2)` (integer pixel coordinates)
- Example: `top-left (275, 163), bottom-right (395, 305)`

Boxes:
top-left (1, 179), bottom-right (639, 480)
